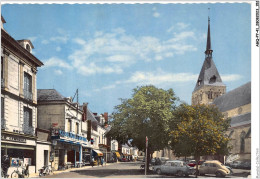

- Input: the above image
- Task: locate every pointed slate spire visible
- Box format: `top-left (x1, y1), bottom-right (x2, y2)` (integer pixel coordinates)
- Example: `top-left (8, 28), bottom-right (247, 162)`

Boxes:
top-left (193, 15), bottom-right (225, 92)
top-left (205, 16), bottom-right (213, 56)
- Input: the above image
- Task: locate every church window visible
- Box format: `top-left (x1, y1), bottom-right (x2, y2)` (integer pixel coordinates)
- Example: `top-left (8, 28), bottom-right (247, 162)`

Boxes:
top-left (209, 75), bottom-right (216, 84)
top-left (240, 131), bottom-right (246, 153)
top-left (208, 91), bottom-right (213, 99)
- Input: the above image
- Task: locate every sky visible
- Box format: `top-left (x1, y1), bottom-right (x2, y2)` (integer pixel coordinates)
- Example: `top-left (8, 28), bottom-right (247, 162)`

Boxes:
top-left (1, 3), bottom-right (251, 115)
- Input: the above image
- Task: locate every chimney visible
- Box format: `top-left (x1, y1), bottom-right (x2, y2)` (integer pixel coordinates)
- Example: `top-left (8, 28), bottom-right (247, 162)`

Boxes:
top-left (82, 103), bottom-right (88, 122)
top-left (104, 112), bottom-right (108, 126)
top-left (93, 113), bottom-right (98, 116)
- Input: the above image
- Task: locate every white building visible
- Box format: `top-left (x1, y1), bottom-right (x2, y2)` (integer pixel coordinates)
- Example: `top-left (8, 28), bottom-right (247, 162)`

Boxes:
top-left (1, 15), bottom-right (43, 175)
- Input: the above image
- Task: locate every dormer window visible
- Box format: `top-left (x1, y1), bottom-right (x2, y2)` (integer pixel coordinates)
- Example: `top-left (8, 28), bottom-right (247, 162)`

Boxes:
top-left (197, 79), bottom-right (202, 86)
top-left (26, 44), bottom-right (31, 52)
top-left (209, 75), bottom-right (216, 84)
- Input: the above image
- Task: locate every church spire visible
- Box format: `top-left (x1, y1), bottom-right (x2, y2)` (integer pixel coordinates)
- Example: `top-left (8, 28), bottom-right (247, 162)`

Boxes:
top-left (205, 9), bottom-right (213, 57)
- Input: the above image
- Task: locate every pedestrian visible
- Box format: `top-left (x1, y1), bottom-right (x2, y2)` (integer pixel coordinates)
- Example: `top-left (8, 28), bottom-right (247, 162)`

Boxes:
top-left (91, 157), bottom-right (94, 167)
top-left (101, 157), bottom-right (104, 167)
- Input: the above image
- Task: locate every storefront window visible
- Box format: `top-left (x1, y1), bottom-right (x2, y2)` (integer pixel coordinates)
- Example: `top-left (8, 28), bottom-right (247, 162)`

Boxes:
top-left (7, 148), bottom-right (35, 165)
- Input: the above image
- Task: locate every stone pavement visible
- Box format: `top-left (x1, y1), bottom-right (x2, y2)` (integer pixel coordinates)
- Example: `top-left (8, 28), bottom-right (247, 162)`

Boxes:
top-left (29, 163), bottom-right (112, 178)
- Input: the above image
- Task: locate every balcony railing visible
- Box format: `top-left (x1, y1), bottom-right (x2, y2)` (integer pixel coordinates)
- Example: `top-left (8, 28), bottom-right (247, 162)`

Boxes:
top-left (1, 118), bottom-right (7, 130)
top-left (23, 124), bottom-right (35, 136)
top-left (23, 89), bottom-right (33, 101)
top-left (1, 78), bottom-right (5, 88)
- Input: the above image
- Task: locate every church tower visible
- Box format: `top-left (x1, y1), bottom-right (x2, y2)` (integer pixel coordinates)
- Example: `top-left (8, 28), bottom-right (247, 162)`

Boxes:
top-left (192, 16), bottom-right (226, 105)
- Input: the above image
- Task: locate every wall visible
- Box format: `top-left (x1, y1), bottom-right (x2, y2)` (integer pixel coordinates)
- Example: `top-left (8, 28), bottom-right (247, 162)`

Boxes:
top-left (36, 143), bottom-right (51, 171)
top-left (37, 104), bottom-right (65, 130)
top-left (192, 85), bottom-right (226, 105)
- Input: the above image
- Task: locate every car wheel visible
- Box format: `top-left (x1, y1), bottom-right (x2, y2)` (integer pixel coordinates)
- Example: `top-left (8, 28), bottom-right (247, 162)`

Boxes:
top-left (216, 171), bottom-right (224, 178)
top-left (177, 170), bottom-right (183, 177)
top-left (156, 169), bottom-right (162, 175)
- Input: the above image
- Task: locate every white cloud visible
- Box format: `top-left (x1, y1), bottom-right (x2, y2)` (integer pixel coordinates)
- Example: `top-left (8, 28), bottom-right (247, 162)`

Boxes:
top-left (221, 74), bottom-right (242, 81)
top-left (43, 57), bottom-right (72, 69)
top-left (67, 26), bottom-right (199, 76)
top-left (94, 84), bottom-right (116, 92)
top-left (125, 71), bottom-right (198, 85)
top-left (56, 46), bottom-right (61, 52)
top-left (153, 12), bottom-right (160, 18)
top-left (50, 36), bottom-right (68, 43)
top-left (54, 69), bottom-right (63, 75)
top-left (176, 22), bottom-right (189, 30)
top-left (41, 40), bottom-right (49, 44)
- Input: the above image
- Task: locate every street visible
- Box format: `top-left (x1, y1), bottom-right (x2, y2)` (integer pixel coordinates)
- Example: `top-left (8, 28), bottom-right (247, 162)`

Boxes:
top-left (37, 161), bottom-right (250, 178)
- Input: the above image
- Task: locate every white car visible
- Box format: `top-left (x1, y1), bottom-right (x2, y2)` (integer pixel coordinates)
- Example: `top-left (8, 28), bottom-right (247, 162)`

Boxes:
top-left (153, 160), bottom-right (195, 177)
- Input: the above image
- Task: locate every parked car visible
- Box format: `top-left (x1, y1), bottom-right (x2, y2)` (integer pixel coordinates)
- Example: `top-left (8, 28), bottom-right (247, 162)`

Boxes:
top-left (153, 160), bottom-right (195, 177)
top-left (198, 160), bottom-right (230, 177)
top-left (188, 160), bottom-right (196, 167)
top-left (121, 157), bottom-right (129, 162)
top-left (226, 160), bottom-right (251, 169)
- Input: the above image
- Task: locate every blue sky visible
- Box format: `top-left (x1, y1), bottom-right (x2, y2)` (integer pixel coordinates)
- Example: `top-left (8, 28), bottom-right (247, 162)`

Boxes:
top-left (1, 3), bottom-right (251, 114)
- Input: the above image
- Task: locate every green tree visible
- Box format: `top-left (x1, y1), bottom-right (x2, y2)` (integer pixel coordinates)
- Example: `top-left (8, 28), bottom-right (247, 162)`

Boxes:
top-left (107, 85), bottom-right (178, 171)
top-left (170, 104), bottom-right (231, 177)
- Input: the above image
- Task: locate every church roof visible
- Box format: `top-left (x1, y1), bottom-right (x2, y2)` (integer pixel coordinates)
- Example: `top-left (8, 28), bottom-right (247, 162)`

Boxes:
top-left (230, 112), bottom-right (251, 128)
top-left (193, 57), bottom-right (225, 92)
top-left (193, 17), bottom-right (225, 92)
top-left (212, 82), bottom-right (251, 112)
top-left (37, 89), bottom-right (65, 101)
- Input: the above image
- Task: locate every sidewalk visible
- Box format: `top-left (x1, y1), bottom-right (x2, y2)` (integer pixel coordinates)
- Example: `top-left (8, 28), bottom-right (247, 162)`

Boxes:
top-left (29, 163), bottom-right (111, 178)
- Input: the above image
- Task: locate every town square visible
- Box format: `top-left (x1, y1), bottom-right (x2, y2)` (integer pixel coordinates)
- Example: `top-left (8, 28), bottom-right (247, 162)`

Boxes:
top-left (1, 1), bottom-right (259, 178)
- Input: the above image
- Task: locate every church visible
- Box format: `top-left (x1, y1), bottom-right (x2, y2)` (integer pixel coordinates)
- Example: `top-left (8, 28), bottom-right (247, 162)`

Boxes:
top-left (153, 16), bottom-right (251, 164)
top-left (191, 16), bottom-right (251, 163)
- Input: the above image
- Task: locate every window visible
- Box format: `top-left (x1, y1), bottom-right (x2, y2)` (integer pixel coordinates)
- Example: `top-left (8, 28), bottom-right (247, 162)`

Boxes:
top-left (67, 120), bottom-right (71, 132)
top-left (75, 123), bottom-right (79, 134)
top-left (1, 97), bottom-right (4, 119)
top-left (23, 107), bottom-right (33, 135)
top-left (208, 91), bottom-right (213, 99)
top-left (240, 131), bottom-right (246, 153)
top-left (26, 44), bottom-right (31, 52)
top-left (1, 57), bottom-right (3, 80)
top-left (209, 75), bottom-right (217, 84)
top-left (24, 72), bottom-right (32, 100)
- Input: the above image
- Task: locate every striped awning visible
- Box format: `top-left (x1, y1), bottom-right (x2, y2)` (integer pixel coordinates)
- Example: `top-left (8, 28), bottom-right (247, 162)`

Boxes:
top-left (93, 149), bottom-right (103, 156)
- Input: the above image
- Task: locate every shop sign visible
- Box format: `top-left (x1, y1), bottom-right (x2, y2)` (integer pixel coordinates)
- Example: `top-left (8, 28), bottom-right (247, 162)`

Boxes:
top-left (11, 158), bottom-right (20, 167)
top-left (1, 134), bottom-right (26, 143)
top-left (58, 130), bottom-right (87, 142)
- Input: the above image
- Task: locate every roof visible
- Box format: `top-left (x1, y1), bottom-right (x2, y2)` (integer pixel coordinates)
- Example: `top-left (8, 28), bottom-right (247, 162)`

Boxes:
top-left (17, 39), bottom-right (35, 49)
top-left (230, 112), bottom-right (251, 128)
top-left (1, 29), bottom-right (43, 67)
top-left (37, 89), bottom-right (65, 101)
top-left (87, 108), bottom-right (98, 122)
top-left (193, 57), bottom-right (225, 92)
top-left (212, 82), bottom-right (251, 112)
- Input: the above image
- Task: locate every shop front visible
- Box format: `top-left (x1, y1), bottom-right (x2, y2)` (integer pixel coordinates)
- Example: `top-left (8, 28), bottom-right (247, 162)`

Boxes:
top-left (1, 131), bottom-right (37, 176)
top-left (51, 129), bottom-right (88, 170)
top-left (92, 149), bottom-right (103, 165)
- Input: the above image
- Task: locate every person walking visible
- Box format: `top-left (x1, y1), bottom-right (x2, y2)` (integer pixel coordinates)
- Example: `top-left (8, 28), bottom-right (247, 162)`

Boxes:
top-left (91, 157), bottom-right (94, 167)
top-left (101, 157), bottom-right (104, 167)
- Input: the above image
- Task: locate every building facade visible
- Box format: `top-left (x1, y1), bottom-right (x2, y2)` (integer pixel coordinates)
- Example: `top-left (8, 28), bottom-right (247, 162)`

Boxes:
top-left (1, 16), bottom-right (43, 175)
top-left (213, 82), bottom-right (251, 162)
top-left (37, 89), bottom-right (87, 170)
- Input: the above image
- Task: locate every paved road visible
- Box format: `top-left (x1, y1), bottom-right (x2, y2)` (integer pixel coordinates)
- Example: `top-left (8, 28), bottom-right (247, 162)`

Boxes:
top-left (39, 161), bottom-right (250, 178)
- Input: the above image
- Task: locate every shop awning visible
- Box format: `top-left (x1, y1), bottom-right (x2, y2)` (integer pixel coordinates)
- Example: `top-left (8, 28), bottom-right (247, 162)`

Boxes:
top-left (93, 149), bottom-right (103, 156)
top-left (115, 152), bottom-right (120, 158)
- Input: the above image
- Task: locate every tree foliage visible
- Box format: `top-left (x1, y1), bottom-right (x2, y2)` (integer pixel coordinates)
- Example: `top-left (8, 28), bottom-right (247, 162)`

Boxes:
top-left (107, 85), bottom-right (178, 153)
top-left (169, 104), bottom-right (231, 176)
